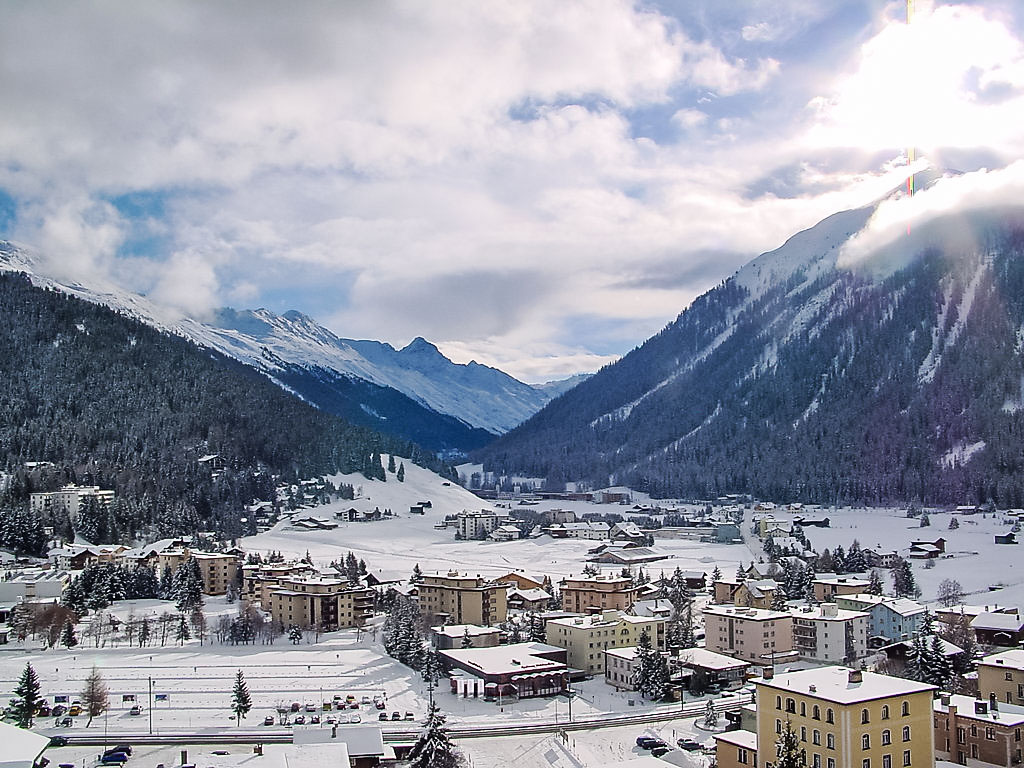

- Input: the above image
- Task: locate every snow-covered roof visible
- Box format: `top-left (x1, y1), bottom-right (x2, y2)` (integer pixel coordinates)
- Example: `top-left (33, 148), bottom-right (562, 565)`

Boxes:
top-left (790, 605), bottom-right (868, 623)
top-left (605, 646), bottom-right (640, 661)
top-left (292, 723), bottom-right (385, 756)
top-left (508, 587), bottom-right (551, 602)
top-left (676, 647), bottom-right (750, 671)
top-left (439, 642), bottom-right (566, 676)
top-left (430, 624), bottom-right (501, 638)
top-left (971, 612), bottom-right (1024, 632)
top-left (703, 605), bottom-right (790, 621)
top-left (758, 667), bottom-right (935, 704)
top-left (715, 730), bottom-right (758, 751)
top-left (0, 720), bottom-right (50, 767)
top-left (935, 694), bottom-right (1024, 726)
top-left (980, 649), bottom-right (1024, 671)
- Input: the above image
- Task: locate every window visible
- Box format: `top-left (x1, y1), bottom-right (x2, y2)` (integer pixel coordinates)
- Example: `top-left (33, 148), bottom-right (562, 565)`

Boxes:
top-left (882, 730), bottom-right (891, 746)
top-left (883, 756), bottom-right (892, 768)
top-left (801, 702), bottom-right (807, 717)
top-left (882, 705), bottom-right (890, 720)
top-left (801, 727), bottom-right (807, 742)
top-left (777, 696), bottom-right (783, 710)
top-left (827, 708), bottom-right (835, 724)
top-left (901, 702), bottom-right (910, 717)
top-left (828, 759), bottom-right (836, 768)
top-left (862, 709), bottom-right (871, 724)
top-left (903, 750), bottom-right (911, 767)
top-left (787, 698), bottom-right (797, 714)
top-left (738, 748), bottom-right (749, 764)
top-left (986, 727), bottom-right (996, 741)
top-left (1008, 672), bottom-right (1014, 681)
top-left (970, 725), bottom-right (977, 737)
top-left (827, 734), bottom-right (835, 750)
top-left (902, 727), bottom-right (911, 742)
top-left (777, 719), bottom-right (783, 734)
top-left (813, 730), bottom-right (821, 746)
top-left (813, 755), bottom-right (821, 768)
top-left (863, 760), bottom-right (871, 768)
top-left (813, 705), bottom-right (821, 721)
top-left (863, 735), bottom-right (871, 750)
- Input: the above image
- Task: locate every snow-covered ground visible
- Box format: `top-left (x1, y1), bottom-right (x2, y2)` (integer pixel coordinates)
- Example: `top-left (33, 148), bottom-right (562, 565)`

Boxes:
top-left (240, 461), bottom-right (753, 584)
top-left (750, 505), bottom-right (1024, 605)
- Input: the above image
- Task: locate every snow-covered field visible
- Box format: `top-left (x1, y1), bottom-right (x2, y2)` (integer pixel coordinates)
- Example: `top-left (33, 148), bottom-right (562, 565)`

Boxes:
top-left (239, 461), bottom-right (753, 585)
top-left (749, 505), bottom-right (1024, 605)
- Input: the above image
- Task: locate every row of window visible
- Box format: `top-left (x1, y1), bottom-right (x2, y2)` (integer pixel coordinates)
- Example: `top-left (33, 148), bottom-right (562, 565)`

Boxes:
top-left (776, 697), bottom-right (912, 721)
top-left (774, 720), bottom-right (912, 748)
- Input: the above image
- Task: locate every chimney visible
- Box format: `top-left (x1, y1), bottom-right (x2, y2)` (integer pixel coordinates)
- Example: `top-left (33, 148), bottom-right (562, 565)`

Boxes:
top-left (940, 694), bottom-right (951, 706)
top-left (763, 667), bottom-right (774, 680)
top-left (990, 693), bottom-right (999, 711)
top-left (848, 669), bottom-right (863, 684)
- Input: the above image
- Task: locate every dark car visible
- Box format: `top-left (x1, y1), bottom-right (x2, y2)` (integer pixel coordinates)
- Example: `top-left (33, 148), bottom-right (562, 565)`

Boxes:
top-left (263, 716), bottom-right (275, 726)
top-left (99, 754), bottom-right (128, 765)
top-left (105, 746), bottom-right (133, 757)
top-left (638, 738), bottom-right (667, 751)
top-left (378, 712), bottom-right (389, 721)
top-left (52, 705), bottom-right (67, 717)
top-left (677, 739), bottom-right (702, 751)
top-left (48, 736), bottom-right (69, 747)
top-left (651, 747), bottom-right (672, 757)
top-left (391, 712), bottom-right (401, 720)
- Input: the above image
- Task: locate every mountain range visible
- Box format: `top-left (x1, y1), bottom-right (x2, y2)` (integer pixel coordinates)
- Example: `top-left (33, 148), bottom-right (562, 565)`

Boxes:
top-left (0, 242), bottom-right (582, 454)
top-left (478, 180), bottom-right (1024, 506)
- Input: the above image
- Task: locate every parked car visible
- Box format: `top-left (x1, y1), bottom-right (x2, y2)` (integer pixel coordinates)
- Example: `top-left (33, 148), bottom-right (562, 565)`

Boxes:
top-left (51, 705), bottom-right (67, 717)
top-left (325, 716), bottom-right (337, 725)
top-left (391, 712), bottom-right (401, 720)
top-left (67, 705), bottom-right (82, 716)
top-left (105, 746), bottom-right (133, 757)
top-left (374, 701), bottom-right (386, 710)
top-left (349, 714), bottom-right (361, 723)
top-left (263, 716), bottom-right (275, 726)
top-left (310, 715), bottom-right (320, 724)
top-left (322, 702), bottom-right (332, 711)
top-left (290, 702), bottom-right (301, 712)
top-left (345, 694), bottom-right (356, 702)
top-left (404, 711), bottom-right (414, 721)
top-left (378, 712), bottom-right (389, 721)
top-left (360, 696), bottom-right (371, 705)
top-left (56, 717), bottom-right (73, 728)
top-left (48, 736), bottom-right (69, 747)
top-left (348, 702), bottom-right (359, 710)
top-left (99, 754), bottom-right (128, 765)
top-left (36, 704), bottom-right (51, 717)
top-left (128, 705), bottom-right (142, 716)
top-left (636, 737), bottom-right (655, 748)
top-left (293, 715), bottom-right (305, 725)
top-left (637, 737), bottom-right (666, 750)
top-left (304, 703), bottom-right (317, 712)
top-left (677, 739), bottom-right (702, 751)
top-left (651, 747), bottom-right (672, 758)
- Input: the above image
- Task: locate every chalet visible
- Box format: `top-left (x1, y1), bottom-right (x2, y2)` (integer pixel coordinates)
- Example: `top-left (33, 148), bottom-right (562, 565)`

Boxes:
top-left (835, 594), bottom-right (926, 644)
top-left (586, 547), bottom-right (667, 566)
top-left (506, 587), bottom-right (551, 612)
top-left (811, 575), bottom-right (872, 602)
top-left (543, 521), bottom-right (610, 540)
top-left (631, 599), bottom-right (674, 619)
top-left (879, 635), bottom-right (965, 665)
top-left (909, 538), bottom-right (946, 559)
top-left (497, 572), bottom-right (545, 591)
top-left (971, 612), bottom-right (1024, 647)
top-left (408, 505), bottom-right (426, 515)
top-left (995, 532), bottom-right (1018, 545)
top-left (674, 647), bottom-right (750, 692)
top-left (489, 525), bottom-right (522, 542)
top-left (863, 548), bottom-right (900, 568)
top-left (335, 508), bottom-right (362, 522)
top-left (610, 522), bottom-right (646, 543)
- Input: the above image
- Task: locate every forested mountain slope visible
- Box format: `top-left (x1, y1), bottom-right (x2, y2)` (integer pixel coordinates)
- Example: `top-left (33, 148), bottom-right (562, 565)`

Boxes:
top-left (478, 203), bottom-right (1024, 506)
top-left (0, 272), bottom-right (451, 546)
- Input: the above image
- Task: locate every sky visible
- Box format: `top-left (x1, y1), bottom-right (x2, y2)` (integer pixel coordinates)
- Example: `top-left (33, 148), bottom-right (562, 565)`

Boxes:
top-left (2, 1), bottom-right (1024, 383)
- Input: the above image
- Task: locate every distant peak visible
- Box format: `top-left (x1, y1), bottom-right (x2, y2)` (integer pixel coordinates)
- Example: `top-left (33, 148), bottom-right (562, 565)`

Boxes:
top-left (401, 336), bottom-right (442, 356)
top-left (281, 309), bottom-right (313, 323)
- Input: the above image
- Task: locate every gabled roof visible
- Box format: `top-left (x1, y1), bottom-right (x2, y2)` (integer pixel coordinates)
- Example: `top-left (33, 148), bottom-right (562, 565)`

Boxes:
top-left (971, 612), bottom-right (1024, 632)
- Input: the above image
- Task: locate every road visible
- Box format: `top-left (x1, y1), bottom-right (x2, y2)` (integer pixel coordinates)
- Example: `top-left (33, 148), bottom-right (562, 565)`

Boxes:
top-left (52, 693), bottom-right (751, 745)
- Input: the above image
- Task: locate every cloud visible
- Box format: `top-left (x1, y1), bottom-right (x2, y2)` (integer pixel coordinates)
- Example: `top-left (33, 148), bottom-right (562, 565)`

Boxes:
top-left (838, 162), bottom-right (1024, 271)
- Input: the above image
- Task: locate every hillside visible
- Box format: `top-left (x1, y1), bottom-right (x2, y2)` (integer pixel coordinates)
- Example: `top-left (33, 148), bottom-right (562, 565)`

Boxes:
top-left (478, 199), bottom-right (1024, 506)
top-left (0, 271), bottom-right (452, 547)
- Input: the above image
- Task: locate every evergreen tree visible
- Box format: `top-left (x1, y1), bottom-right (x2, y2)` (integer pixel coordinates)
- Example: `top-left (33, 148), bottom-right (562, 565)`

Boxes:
top-left (410, 563), bottom-right (422, 584)
top-left (526, 612), bottom-right (546, 643)
top-left (421, 646), bottom-right (443, 686)
top-left (949, 517), bottom-right (960, 530)
top-left (774, 720), bottom-right (805, 768)
top-left (710, 565), bottom-right (722, 584)
top-left (703, 698), bottom-right (719, 729)
top-left (924, 633), bottom-right (953, 689)
top-left (176, 613), bottom-right (191, 645)
top-left (288, 624), bottom-right (303, 644)
top-left (232, 669), bottom-right (252, 725)
top-left (771, 585), bottom-right (788, 611)
top-left (633, 629), bottom-right (669, 700)
top-left (82, 666), bottom-right (108, 727)
top-left (866, 570), bottom-right (884, 596)
top-left (397, 463), bottom-right (405, 482)
top-left (11, 662), bottom-right (40, 728)
top-left (159, 565), bottom-right (175, 599)
top-left (388, 454), bottom-right (397, 473)
top-left (60, 619), bottom-right (78, 648)
top-left (407, 703), bottom-right (463, 768)
top-left (139, 616), bottom-right (151, 647)
top-left (460, 627), bottom-right (473, 649)
top-left (892, 558), bottom-right (920, 598)
top-left (345, 552), bottom-right (360, 583)
top-left (174, 557), bottom-right (205, 613)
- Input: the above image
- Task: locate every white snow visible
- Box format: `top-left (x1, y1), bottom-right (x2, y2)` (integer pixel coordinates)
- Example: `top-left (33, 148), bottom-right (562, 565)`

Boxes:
top-left (940, 440), bottom-right (987, 468)
top-left (918, 260), bottom-right (988, 384)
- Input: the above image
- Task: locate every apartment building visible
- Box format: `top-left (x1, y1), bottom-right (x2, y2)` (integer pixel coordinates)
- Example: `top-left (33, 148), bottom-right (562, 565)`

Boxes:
top-left (545, 609), bottom-right (666, 675)
top-left (456, 511), bottom-right (500, 540)
top-left (836, 594), bottom-right (926, 644)
top-left (417, 572), bottom-right (508, 626)
top-left (559, 575), bottom-right (642, 614)
top-left (934, 693), bottom-right (1024, 767)
top-left (978, 650), bottom-right (1024, 707)
top-left (265, 574), bottom-right (374, 631)
top-left (716, 667), bottom-right (936, 768)
top-left (242, 562), bottom-right (318, 605)
top-left (29, 485), bottom-right (115, 521)
top-left (703, 604), bottom-right (794, 664)
top-left (790, 603), bottom-right (870, 663)
top-left (154, 548), bottom-right (241, 596)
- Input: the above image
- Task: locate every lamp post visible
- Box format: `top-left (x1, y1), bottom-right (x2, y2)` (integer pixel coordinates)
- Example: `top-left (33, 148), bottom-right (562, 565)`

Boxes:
top-left (148, 677), bottom-right (153, 735)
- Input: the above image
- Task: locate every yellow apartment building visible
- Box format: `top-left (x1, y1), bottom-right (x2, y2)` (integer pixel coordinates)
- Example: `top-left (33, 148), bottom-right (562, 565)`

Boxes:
top-left (559, 575), bottom-right (642, 614)
top-left (545, 609), bottom-right (666, 675)
top-left (417, 572), bottom-right (508, 626)
top-left (265, 574), bottom-right (374, 631)
top-left (978, 649), bottom-right (1024, 707)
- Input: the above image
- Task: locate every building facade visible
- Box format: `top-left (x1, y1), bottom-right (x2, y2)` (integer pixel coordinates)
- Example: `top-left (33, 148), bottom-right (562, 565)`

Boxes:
top-left (545, 609), bottom-right (666, 675)
top-left (417, 572), bottom-right (508, 626)
top-left (933, 694), bottom-right (1024, 767)
top-left (559, 575), bottom-right (641, 614)
top-left (265, 574), bottom-right (374, 631)
top-left (703, 605), bottom-right (794, 664)
top-left (978, 650), bottom-right (1024, 707)
top-left (790, 604), bottom-right (869, 663)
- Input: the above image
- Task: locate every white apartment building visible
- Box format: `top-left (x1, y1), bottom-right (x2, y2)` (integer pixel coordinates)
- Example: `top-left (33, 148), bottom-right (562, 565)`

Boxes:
top-left (29, 485), bottom-right (115, 521)
top-left (790, 603), bottom-right (870, 663)
top-left (457, 511), bottom-right (500, 540)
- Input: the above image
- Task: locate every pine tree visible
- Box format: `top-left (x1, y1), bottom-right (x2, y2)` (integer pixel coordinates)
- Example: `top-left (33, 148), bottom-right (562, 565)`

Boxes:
top-left (289, 625), bottom-right (303, 644)
top-left (892, 558), bottom-right (920, 598)
top-left (176, 613), bottom-right (191, 645)
top-left (410, 563), bottom-right (422, 584)
top-left (775, 719), bottom-right (805, 768)
top-left (421, 646), bottom-right (442, 686)
top-left (397, 463), bottom-right (405, 482)
top-left (231, 669), bottom-right (252, 725)
top-left (710, 565), bottom-right (722, 584)
top-left (388, 454), bottom-right (397, 473)
top-left (460, 627), bottom-right (473, 649)
top-left (12, 662), bottom-right (40, 728)
top-left (771, 585), bottom-right (788, 611)
top-left (60, 619), bottom-right (78, 648)
top-left (174, 557), bottom-right (205, 613)
top-left (949, 517), bottom-right (960, 530)
top-left (633, 629), bottom-right (669, 700)
top-left (867, 570), bottom-right (884, 596)
top-left (139, 616), bottom-right (151, 647)
top-left (925, 633), bottom-right (953, 689)
top-left (407, 703), bottom-right (463, 768)
top-left (82, 666), bottom-right (108, 727)
top-left (703, 698), bottom-right (719, 729)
